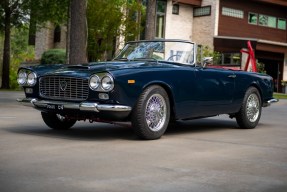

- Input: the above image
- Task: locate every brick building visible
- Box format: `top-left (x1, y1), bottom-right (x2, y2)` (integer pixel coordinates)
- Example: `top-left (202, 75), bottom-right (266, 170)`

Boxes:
top-left (34, 22), bottom-right (67, 60)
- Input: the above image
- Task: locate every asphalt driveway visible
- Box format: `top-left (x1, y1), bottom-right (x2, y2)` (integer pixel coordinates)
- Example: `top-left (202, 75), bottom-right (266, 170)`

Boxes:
top-left (0, 91), bottom-right (287, 192)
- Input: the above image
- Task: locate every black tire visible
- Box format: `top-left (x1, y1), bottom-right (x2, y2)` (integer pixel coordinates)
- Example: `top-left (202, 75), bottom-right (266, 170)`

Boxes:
top-left (131, 85), bottom-right (170, 140)
top-left (236, 87), bottom-right (262, 129)
top-left (41, 112), bottom-right (76, 130)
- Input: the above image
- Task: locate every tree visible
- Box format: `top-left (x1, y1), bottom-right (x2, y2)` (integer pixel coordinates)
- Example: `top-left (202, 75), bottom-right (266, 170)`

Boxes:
top-left (0, 0), bottom-right (30, 89)
top-left (144, 0), bottom-right (156, 40)
top-left (68, 0), bottom-right (88, 64)
top-left (0, 0), bottom-right (68, 89)
top-left (87, 0), bottom-right (144, 61)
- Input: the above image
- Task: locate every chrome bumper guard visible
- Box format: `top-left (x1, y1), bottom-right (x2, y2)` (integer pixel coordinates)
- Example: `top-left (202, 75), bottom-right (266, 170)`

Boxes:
top-left (17, 98), bottom-right (132, 113)
top-left (263, 98), bottom-right (279, 107)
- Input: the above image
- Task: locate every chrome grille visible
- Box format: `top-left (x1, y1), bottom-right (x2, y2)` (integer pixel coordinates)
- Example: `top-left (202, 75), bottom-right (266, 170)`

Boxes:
top-left (39, 76), bottom-right (89, 101)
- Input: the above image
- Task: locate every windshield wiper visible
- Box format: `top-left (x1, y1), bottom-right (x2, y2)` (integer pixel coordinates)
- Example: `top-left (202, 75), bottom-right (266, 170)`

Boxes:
top-left (114, 58), bottom-right (129, 61)
top-left (132, 58), bottom-right (158, 62)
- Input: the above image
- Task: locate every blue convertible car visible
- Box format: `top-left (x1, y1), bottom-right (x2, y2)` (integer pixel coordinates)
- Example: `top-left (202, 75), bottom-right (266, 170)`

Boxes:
top-left (17, 39), bottom-right (278, 139)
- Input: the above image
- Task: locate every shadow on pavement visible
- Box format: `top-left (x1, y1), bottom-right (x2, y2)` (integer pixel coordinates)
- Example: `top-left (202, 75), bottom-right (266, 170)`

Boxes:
top-left (5, 117), bottom-right (238, 141)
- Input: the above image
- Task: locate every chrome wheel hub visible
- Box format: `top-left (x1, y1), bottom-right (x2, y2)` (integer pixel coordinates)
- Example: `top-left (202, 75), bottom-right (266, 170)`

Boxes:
top-left (145, 94), bottom-right (167, 131)
top-left (246, 93), bottom-right (260, 122)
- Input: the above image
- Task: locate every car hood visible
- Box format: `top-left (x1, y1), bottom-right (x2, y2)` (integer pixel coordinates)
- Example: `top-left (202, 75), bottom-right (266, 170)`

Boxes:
top-left (29, 61), bottom-right (182, 78)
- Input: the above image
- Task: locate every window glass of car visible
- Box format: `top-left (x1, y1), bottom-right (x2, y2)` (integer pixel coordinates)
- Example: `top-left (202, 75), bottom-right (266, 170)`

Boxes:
top-left (114, 40), bottom-right (195, 65)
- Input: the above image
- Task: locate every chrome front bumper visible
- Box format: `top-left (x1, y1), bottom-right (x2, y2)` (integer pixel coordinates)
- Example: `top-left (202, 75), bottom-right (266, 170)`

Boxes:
top-left (17, 98), bottom-right (132, 113)
top-left (263, 98), bottom-right (279, 107)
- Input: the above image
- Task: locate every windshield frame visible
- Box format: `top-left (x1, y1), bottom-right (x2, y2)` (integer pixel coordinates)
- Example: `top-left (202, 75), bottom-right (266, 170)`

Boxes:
top-left (114, 39), bottom-right (196, 66)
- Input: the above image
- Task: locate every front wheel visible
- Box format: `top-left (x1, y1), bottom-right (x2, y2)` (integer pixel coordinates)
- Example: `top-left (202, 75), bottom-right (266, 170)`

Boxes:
top-left (131, 85), bottom-right (170, 140)
top-left (236, 87), bottom-right (262, 129)
top-left (41, 112), bottom-right (76, 130)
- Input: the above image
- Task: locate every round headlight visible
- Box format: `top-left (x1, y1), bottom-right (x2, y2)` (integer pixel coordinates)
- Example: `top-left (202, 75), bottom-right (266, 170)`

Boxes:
top-left (17, 70), bottom-right (27, 85)
top-left (101, 75), bottom-right (114, 91)
top-left (89, 75), bottom-right (100, 90)
top-left (27, 72), bottom-right (37, 86)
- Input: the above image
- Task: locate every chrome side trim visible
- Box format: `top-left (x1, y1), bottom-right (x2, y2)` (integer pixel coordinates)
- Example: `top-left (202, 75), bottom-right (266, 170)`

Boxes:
top-left (16, 98), bottom-right (37, 107)
top-left (263, 98), bottom-right (279, 107)
top-left (17, 98), bottom-right (132, 112)
top-left (79, 102), bottom-right (99, 112)
top-left (97, 104), bottom-right (132, 112)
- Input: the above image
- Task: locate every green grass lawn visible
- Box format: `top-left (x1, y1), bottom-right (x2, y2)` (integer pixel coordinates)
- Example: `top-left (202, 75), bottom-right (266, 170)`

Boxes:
top-left (274, 93), bottom-right (287, 100)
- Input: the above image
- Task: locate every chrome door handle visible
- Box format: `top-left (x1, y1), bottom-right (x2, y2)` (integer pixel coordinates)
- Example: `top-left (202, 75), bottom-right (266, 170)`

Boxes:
top-left (228, 74), bottom-right (236, 78)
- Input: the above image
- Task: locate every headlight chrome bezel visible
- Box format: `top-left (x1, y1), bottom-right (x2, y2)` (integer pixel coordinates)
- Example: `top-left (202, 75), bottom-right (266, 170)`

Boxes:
top-left (89, 73), bottom-right (114, 92)
top-left (89, 74), bottom-right (100, 90)
top-left (101, 74), bottom-right (114, 91)
top-left (27, 72), bottom-right (37, 86)
top-left (17, 69), bottom-right (28, 86)
top-left (17, 69), bottom-right (37, 87)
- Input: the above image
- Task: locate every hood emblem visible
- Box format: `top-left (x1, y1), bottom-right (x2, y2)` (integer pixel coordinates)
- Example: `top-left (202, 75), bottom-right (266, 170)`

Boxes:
top-left (59, 81), bottom-right (67, 91)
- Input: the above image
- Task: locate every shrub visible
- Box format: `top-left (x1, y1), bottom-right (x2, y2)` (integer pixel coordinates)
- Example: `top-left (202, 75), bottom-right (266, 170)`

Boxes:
top-left (41, 49), bottom-right (66, 64)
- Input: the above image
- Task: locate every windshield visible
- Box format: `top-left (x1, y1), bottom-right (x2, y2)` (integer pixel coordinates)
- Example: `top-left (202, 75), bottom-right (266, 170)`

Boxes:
top-left (114, 40), bottom-right (195, 65)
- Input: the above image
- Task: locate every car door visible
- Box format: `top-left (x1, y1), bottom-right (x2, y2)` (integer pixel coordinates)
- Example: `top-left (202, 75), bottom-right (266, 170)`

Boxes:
top-left (193, 67), bottom-right (235, 115)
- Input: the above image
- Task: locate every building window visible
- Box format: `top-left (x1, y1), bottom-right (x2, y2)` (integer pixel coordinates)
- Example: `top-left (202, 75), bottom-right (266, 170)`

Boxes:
top-left (248, 13), bottom-right (257, 25)
top-left (222, 7), bottom-right (243, 19)
top-left (194, 6), bottom-right (211, 17)
top-left (54, 25), bottom-right (61, 43)
top-left (156, 0), bottom-right (166, 39)
top-left (259, 14), bottom-right (276, 28)
top-left (216, 53), bottom-right (240, 65)
top-left (172, 4), bottom-right (179, 15)
top-left (278, 18), bottom-right (286, 30)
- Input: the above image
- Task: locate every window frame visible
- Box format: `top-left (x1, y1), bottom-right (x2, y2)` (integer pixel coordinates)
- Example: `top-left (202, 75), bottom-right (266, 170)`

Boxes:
top-left (172, 4), bottom-right (179, 15)
top-left (155, 0), bottom-right (167, 39)
top-left (248, 12), bottom-right (258, 25)
top-left (258, 14), bottom-right (277, 28)
top-left (222, 7), bottom-right (244, 19)
top-left (193, 5), bottom-right (211, 17)
top-left (277, 18), bottom-right (286, 30)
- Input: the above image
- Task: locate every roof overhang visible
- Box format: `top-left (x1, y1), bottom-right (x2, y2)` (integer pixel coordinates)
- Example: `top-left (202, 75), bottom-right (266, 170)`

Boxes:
top-left (214, 36), bottom-right (257, 52)
top-left (214, 36), bottom-right (287, 53)
top-left (172, 0), bottom-right (202, 6)
top-left (251, 0), bottom-right (287, 7)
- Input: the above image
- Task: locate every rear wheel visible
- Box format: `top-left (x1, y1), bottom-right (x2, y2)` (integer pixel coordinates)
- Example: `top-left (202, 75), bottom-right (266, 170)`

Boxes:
top-left (236, 87), bottom-right (262, 129)
top-left (41, 112), bottom-right (76, 130)
top-left (131, 85), bottom-right (170, 140)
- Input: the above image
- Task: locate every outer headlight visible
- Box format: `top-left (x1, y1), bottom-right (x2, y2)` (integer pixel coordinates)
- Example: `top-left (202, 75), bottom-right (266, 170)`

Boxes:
top-left (101, 75), bottom-right (114, 91)
top-left (89, 75), bottom-right (100, 90)
top-left (27, 72), bottom-right (37, 86)
top-left (17, 70), bottom-right (27, 86)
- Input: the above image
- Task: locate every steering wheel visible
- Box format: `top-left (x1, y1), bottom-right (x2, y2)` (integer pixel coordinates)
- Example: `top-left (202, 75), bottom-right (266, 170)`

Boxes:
top-left (167, 55), bottom-right (180, 61)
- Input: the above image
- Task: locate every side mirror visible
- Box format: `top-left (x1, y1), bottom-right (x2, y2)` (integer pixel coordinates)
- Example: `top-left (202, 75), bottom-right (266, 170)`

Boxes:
top-left (202, 57), bottom-right (213, 68)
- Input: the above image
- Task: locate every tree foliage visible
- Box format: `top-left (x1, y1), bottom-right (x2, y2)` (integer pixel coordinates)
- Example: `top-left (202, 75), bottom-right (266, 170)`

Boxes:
top-left (9, 26), bottom-right (34, 89)
top-left (0, 0), bottom-right (68, 88)
top-left (87, 0), bottom-right (144, 61)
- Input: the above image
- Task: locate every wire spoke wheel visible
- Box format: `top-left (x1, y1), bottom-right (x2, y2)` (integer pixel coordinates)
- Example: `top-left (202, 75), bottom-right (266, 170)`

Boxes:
top-left (246, 93), bottom-right (260, 122)
top-left (236, 87), bottom-right (262, 129)
top-left (131, 85), bottom-right (170, 140)
top-left (145, 94), bottom-right (167, 132)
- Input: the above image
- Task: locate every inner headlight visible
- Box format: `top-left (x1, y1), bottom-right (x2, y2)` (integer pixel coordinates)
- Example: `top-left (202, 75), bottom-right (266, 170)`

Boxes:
top-left (17, 70), bottom-right (27, 86)
top-left (89, 75), bottom-right (100, 90)
top-left (101, 75), bottom-right (114, 91)
top-left (27, 72), bottom-right (37, 86)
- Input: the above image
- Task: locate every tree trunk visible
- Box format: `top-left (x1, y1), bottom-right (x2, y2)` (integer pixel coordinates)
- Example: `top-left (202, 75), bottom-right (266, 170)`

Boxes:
top-left (136, 0), bottom-right (142, 41)
top-left (145, 0), bottom-right (156, 40)
top-left (68, 0), bottom-right (88, 64)
top-left (1, 4), bottom-right (11, 89)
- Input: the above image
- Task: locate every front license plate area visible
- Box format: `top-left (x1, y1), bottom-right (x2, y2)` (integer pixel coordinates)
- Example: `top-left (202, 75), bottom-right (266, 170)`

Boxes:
top-left (46, 104), bottom-right (64, 111)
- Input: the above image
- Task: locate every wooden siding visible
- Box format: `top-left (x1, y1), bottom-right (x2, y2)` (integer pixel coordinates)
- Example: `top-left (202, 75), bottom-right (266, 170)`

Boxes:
top-left (218, 0), bottom-right (287, 43)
